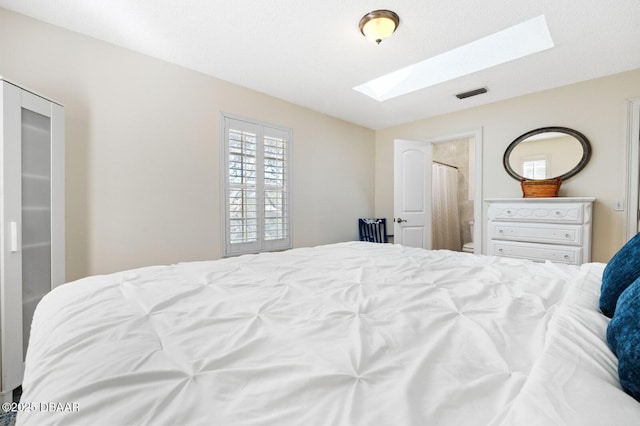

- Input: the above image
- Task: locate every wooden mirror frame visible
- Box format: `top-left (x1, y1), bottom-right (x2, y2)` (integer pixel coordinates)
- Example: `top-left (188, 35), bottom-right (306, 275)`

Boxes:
top-left (503, 126), bottom-right (592, 181)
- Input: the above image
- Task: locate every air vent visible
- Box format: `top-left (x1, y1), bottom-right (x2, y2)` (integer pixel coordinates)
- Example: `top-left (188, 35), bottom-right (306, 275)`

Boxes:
top-left (456, 87), bottom-right (488, 99)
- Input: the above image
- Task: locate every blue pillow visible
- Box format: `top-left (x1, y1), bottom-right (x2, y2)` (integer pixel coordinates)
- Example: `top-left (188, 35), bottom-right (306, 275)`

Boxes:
top-left (600, 232), bottom-right (640, 318)
top-left (606, 278), bottom-right (640, 401)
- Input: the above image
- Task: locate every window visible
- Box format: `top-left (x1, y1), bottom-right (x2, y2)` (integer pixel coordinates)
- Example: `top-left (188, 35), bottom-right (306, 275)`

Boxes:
top-left (222, 115), bottom-right (291, 256)
top-left (521, 155), bottom-right (548, 179)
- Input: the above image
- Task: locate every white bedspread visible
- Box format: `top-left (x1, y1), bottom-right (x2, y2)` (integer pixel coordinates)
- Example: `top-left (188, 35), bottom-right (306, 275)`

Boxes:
top-left (17, 242), bottom-right (640, 425)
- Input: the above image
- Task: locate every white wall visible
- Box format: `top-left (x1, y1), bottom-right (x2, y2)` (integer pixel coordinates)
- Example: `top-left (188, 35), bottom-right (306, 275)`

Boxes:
top-left (0, 9), bottom-right (375, 280)
top-left (375, 69), bottom-right (640, 263)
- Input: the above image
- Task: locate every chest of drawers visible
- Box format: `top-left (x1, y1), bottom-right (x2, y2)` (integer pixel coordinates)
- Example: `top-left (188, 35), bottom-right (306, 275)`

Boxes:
top-left (485, 197), bottom-right (595, 265)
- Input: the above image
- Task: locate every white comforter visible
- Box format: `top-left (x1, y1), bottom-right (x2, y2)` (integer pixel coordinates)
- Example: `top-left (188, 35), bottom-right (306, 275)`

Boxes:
top-left (17, 242), bottom-right (640, 425)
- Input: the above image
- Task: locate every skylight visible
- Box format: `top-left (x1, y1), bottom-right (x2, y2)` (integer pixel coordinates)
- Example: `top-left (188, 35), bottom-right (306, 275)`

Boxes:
top-left (354, 15), bottom-right (554, 102)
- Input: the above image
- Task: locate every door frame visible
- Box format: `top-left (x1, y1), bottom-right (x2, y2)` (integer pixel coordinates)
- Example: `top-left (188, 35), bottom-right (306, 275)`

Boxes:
top-left (426, 129), bottom-right (484, 253)
top-left (626, 97), bottom-right (640, 240)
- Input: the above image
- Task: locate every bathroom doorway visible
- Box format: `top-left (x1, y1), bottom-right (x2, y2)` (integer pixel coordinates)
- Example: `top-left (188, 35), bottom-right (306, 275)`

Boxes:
top-left (427, 130), bottom-right (483, 253)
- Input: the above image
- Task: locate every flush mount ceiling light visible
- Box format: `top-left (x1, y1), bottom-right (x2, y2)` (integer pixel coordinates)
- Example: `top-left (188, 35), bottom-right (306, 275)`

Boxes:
top-left (359, 10), bottom-right (400, 44)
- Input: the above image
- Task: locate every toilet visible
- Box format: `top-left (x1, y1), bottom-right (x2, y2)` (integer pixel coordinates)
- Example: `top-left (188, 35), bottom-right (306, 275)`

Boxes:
top-left (462, 221), bottom-right (474, 253)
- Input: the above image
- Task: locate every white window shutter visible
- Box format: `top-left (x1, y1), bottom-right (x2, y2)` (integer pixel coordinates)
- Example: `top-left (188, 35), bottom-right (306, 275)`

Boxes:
top-left (262, 126), bottom-right (290, 251)
top-left (223, 115), bottom-right (291, 256)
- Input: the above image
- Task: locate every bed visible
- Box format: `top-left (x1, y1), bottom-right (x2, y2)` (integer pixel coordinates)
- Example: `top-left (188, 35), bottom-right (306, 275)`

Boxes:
top-left (15, 242), bottom-right (640, 425)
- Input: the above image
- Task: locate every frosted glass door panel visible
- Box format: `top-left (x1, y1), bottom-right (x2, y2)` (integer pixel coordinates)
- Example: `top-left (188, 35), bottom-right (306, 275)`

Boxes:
top-left (21, 108), bottom-right (52, 358)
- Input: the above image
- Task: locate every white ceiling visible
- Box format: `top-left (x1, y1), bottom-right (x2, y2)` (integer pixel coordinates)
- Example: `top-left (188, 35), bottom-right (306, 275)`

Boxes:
top-left (1, 0), bottom-right (639, 129)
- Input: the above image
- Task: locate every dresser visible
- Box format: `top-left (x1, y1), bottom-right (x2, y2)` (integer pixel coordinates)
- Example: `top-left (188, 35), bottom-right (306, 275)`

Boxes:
top-left (486, 197), bottom-right (595, 265)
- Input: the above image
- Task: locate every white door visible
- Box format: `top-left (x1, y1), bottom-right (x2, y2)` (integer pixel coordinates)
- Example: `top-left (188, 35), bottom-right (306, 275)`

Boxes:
top-left (394, 139), bottom-right (432, 248)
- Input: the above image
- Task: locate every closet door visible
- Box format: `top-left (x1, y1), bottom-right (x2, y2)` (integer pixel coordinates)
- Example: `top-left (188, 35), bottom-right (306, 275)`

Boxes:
top-left (20, 91), bottom-right (64, 358)
top-left (0, 81), bottom-right (64, 397)
top-left (1, 82), bottom-right (24, 396)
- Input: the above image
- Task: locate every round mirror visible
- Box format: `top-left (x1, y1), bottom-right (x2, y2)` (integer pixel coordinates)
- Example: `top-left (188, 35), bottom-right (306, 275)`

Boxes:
top-left (503, 127), bottom-right (591, 181)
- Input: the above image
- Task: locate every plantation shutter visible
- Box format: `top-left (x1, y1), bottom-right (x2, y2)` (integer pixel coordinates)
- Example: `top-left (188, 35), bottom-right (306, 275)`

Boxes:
top-left (223, 116), bottom-right (291, 255)
top-left (262, 126), bottom-right (290, 250)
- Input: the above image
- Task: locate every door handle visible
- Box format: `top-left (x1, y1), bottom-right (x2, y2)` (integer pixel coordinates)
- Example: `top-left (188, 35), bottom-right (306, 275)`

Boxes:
top-left (10, 221), bottom-right (18, 252)
top-left (396, 218), bottom-right (407, 223)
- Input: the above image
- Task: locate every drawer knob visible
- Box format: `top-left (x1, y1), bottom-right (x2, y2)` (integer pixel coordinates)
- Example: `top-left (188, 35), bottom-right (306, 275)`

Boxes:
top-left (555, 211), bottom-right (561, 215)
top-left (499, 229), bottom-right (504, 234)
top-left (498, 248), bottom-right (504, 253)
top-left (506, 210), bottom-right (512, 214)
top-left (564, 255), bottom-right (570, 259)
top-left (565, 233), bottom-right (570, 238)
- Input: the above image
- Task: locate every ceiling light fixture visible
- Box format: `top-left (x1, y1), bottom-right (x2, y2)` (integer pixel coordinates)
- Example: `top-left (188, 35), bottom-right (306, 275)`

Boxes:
top-left (359, 10), bottom-right (400, 44)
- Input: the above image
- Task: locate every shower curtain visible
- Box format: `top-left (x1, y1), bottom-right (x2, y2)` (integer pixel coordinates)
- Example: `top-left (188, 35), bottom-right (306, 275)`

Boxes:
top-left (432, 163), bottom-right (461, 251)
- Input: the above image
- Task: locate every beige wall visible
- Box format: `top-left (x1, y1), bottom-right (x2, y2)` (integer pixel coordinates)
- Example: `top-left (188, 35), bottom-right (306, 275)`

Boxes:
top-left (2, 9), bottom-right (637, 276)
top-left (0, 9), bottom-right (375, 280)
top-left (375, 69), bottom-right (640, 263)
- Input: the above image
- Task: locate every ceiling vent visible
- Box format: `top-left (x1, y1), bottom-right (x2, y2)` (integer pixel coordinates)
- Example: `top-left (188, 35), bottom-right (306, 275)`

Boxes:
top-left (456, 87), bottom-right (488, 99)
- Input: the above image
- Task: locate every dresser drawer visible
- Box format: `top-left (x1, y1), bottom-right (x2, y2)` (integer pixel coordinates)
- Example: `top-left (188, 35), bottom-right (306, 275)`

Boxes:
top-left (487, 203), bottom-right (585, 224)
top-left (490, 222), bottom-right (583, 246)
top-left (489, 240), bottom-right (582, 265)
